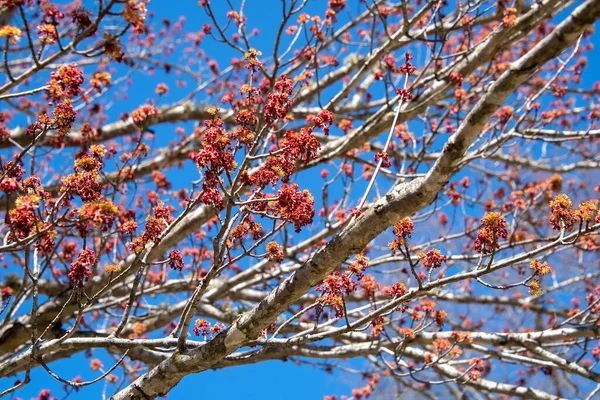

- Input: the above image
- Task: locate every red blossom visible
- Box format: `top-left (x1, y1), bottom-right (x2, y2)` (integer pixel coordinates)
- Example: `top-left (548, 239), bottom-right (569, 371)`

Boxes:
top-left (306, 110), bottom-right (334, 135)
top-left (265, 241), bottom-right (284, 262)
top-left (273, 184), bottom-right (315, 232)
top-left (264, 75), bottom-right (294, 123)
top-left (168, 249), bottom-right (184, 270)
top-left (193, 319), bottom-right (211, 337)
top-left (47, 64), bottom-right (84, 101)
top-left (388, 217), bottom-right (414, 252)
top-left (374, 151), bottom-right (391, 168)
top-left (398, 52), bottom-right (417, 76)
top-left (131, 104), bottom-right (159, 126)
top-left (123, 0), bottom-right (148, 34)
top-left (474, 212), bottom-right (508, 255)
top-left (68, 249), bottom-right (97, 286)
top-left (418, 249), bottom-right (447, 269)
top-left (549, 194), bottom-right (577, 231)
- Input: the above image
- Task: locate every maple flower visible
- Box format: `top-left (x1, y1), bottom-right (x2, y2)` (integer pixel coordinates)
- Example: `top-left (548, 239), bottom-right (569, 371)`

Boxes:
top-left (398, 52), bottom-right (416, 76)
top-left (90, 359), bottom-right (104, 371)
top-left (549, 194), bottom-right (577, 231)
top-left (47, 64), bottom-right (85, 101)
top-left (0, 25), bottom-right (21, 43)
top-left (502, 7), bottom-right (518, 27)
top-left (374, 151), bottom-right (391, 168)
top-left (474, 212), bottom-right (508, 255)
top-left (1, 286), bottom-right (13, 303)
top-left (9, 194), bottom-right (40, 239)
top-left (37, 23), bottom-right (57, 44)
top-left (78, 199), bottom-right (119, 231)
top-left (265, 241), bottom-right (284, 262)
top-left (105, 264), bottom-right (121, 274)
top-left (168, 249), bottom-right (185, 270)
top-left (123, 0), bottom-right (148, 34)
top-left (244, 48), bottom-right (263, 71)
top-left (388, 217), bottom-right (414, 251)
top-left (529, 279), bottom-right (543, 296)
top-left (328, 0), bottom-right (346, 10)
top-left (52, 100), bottom-right (77, 135)
top-left (90, 72), bottom-right (112, 91)
top-left (61, 150), bottom-right (105, 202)
top-left (360, 274), bottom-right (379, 297)
top-left (274, 184), bottom-right (315, 232)
top-left (131, 104), bottom-right (159, 126)
top-left (264, 74), bottom-right (294, 124)
top-left (383, 282), bottom-right (407, 298)
top-left (530, 260), bottom-right (551, 276)
top-left (417, 249), bottom-right (447, 269)
top-left (193, 319), bottom-right (211, 337)
top-left (546, 174), bottom-right (563, 191)
top-left (68, 249), bottom-right (97, 286)
top-left (576, 200), bottom-right (598, 222)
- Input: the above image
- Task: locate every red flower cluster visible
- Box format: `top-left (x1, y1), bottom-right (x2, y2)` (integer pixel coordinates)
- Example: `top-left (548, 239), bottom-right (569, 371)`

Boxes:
top-left (350, 373), bottom-right (379, 399)
top-left (265, 241), bottom-right (284, 262)
top-left (280, 127), bottom-right (321, 164)
top-left (52, 100), bottom-right (77, 135)
top-left (374, 151), bottom-right (391, 168)
top-left (37, 23), bottom-right (57, 44)
top-left (468, 358), bottom-right (487, 382)
top-left (474, 212), bottom-right (508, 254)
top-left (417, 249), bottom-right (447, 269)
top-left (575, 200), bottom-right (598, 223)
top-left (246, 131), bottom-right (317, 186)
top-left (306, 109), bottom-right (334, 135)
top-left (191, 114), bottom-right (236, 208)
top-left (317, 254), bottom-right (370, 317)
top-left (131, 104), bottom-right (159, 126)
top-left (193, 319), bottom-right (211, 336)
top-left (33, 222), bottom-right (57, 255)
top-left (549, 194), bottom-right (577, 231)
top-left (316, 270), bottom-right (357, 318)
top-left (530, 259), bottom-right (551, 276)
top-left (123, 0), bottom-right (148, 34)
top-left (90, 72), bottom-right (111, 92)
top-left (244, 48), bottom-right (263, 72)
top-left (68, 249), bottom-right (97, 286)
top-left (128, 204), bottom-right (171, 251)
top-left (227, 216), bottom-right (263, 248)
top-left (388, 217), bottom-right (414, 252)
top-left (395, 88), bottom-right (413, 101)
top-left (47, 64), bottom-right (84, 102)
top-left (1, 286), bottom-right (12, 304)
top-left (398, 52), bottom-right (417, 76)
top-left (272, 184), bottom-right (315, 232)
top-left (328, 0), bottom-right (346, 11)
top-left (383, 282), bottom-right (407, 298)
top-left (193, 319), bottom-right (225, 338)
top-left (360, 274), bottom-right (380, 297)
top-left (0, 160), bottom-right (24, 193)
top-left (0, 0), bottom-right (27, 9)
top-left (264, 75), bottom-right (293, 124)
top-left (78, 199), bottom-right (119, 232)
top-left (168, 249), bottom-right (184, 270)
top-left (71, 8), bottom-right (93, 33)
top-left (61, 145), bottom-right (106, 202)
top-left (9, 194), bottom-right (40, 240)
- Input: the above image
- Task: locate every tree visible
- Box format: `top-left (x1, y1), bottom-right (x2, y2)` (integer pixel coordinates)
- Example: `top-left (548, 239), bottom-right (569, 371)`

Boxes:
top-left (0, 0), bottom-right (599, 398)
